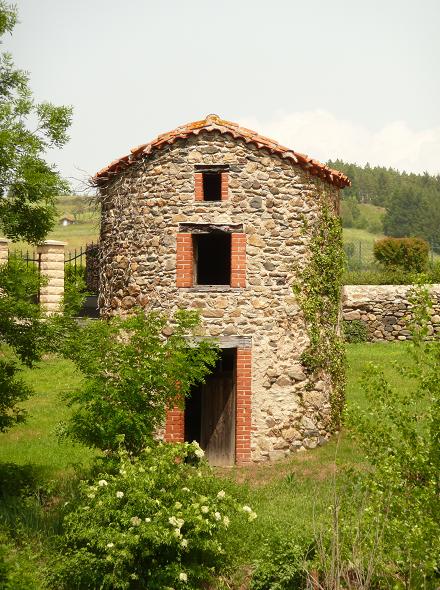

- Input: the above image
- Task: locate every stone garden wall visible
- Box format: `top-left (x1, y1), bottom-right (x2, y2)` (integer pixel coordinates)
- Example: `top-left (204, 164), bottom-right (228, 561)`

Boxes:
top-left (343, 284), bottom-right (440, 341)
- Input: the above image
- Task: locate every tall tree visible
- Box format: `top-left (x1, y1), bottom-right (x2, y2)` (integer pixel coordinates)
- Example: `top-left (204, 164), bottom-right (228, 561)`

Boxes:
top-left (0, 1), bottom-right (72, 431)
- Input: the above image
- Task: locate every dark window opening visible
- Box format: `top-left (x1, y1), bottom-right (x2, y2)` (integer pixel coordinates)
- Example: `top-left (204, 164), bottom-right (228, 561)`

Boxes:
top-left (194, 233), bottom-right (231, 285)
top-left (202, 172), bottom-right (222, 201)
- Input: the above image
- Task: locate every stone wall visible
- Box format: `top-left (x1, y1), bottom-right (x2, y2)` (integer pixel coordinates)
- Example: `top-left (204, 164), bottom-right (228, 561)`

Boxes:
top-left (98, 130), bottom-right (341, 463)
top-left (343, 284), bottom-right (440, 341)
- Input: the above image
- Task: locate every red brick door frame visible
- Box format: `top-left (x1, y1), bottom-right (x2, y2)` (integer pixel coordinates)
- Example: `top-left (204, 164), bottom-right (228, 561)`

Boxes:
top-left (164, 346), bottom-right (252, 465)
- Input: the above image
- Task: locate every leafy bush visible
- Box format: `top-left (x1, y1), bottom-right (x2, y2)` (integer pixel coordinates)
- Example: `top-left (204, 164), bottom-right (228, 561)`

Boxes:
top-left (49, 442), bottom-right (256, 590)
top-left (60, 309), bottom-right (218, 454)
top-left (343, 261), bottom-right (440, 285)
top-left (251, 536), bottom-right (312, 590)
top-left (340, 197), bottom-right (361, 229)
top-left (63, 263), bottom-right (88, 316)
top-left (374, 237), bottom-right (429, 272)
top-left (343, 319), bottom-right (368, 343)
top-left (341, 286), bottom-right (440, 587)
top-left (0, 255), bottom-right (46, 432)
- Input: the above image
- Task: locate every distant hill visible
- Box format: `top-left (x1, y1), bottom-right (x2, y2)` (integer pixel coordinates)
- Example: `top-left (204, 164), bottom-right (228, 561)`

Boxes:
top-left (329, 160), bottom-right (440, 251)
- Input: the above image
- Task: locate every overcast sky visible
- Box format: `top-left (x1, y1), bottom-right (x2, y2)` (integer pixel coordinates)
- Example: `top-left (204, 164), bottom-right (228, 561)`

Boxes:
top-left (5, 0), bottom-right (440, 188)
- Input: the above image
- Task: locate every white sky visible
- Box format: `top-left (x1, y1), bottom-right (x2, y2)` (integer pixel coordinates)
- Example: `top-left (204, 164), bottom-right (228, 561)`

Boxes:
top-left (5, 0), bottom-right (440, 188)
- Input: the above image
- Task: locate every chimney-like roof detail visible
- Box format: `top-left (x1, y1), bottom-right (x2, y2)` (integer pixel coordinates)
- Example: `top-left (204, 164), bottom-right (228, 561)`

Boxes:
top-left (93, 114), bottom-right (350, 188)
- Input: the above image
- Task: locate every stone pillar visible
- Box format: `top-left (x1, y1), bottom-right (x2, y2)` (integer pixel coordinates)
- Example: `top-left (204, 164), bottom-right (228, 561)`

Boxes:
top-left (0, 238), bottom-right (9, 265)
top-left (37, 240), bottom-right (66, 314)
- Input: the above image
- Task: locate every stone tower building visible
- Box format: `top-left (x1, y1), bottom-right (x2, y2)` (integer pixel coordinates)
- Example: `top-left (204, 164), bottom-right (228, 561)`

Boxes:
top-left (94, 114), bottom-right (350, 466)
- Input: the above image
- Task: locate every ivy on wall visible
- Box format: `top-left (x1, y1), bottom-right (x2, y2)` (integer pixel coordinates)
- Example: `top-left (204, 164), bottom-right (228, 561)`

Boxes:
top-left (294, 195), bottom-right (346, 428)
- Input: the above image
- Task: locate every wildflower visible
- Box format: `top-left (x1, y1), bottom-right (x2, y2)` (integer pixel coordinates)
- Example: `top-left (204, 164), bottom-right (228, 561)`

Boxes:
top-left (248, 511), bottom-right (257, 522)
top-left (116, 491), bottom-right (124, 498)
top-left (201, 505), bottom-right (209, 514)
top-left (217, 490), bottom-right (225, 499)
top-left (192, 442), bottom-right (204, 458)
top-left (145, 517), bottom-right (151, 523)
top-left (174, 528), bottom-right (182, 537)
top-left (214, 511), bottom-right (221, 521)
top-left (87, 493), bottom-right (95, 499)
top-left (106, 542), bottom-right (114, 548)
top-left (169, 516), bottom-right (184, 528)
top-left (174, 501), bottom-right (182, 509)
top-left (98, 479), bottom-right (108, 487)
top-left (223, 516), bottom-right (230, 528)
top-left (130, 516), bottom-right (142, 526)
top-left (179, 572), bottom-right (188, 582)
top-left (182, 487), bottom-right (190, 492)
top-left (242, 505), bottom-right (252, 513)
top-left (181, 538), bottom-right (188, 548)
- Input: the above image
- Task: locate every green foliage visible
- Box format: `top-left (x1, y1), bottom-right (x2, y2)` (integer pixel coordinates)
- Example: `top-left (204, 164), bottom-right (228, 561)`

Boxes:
top-left (343, 319), bottom-right (368, 343)
top-left (294, 199), bottom-right (346, 428)
top-left (330, 160), bottom-right (440, 251)
top-left (343, 285), bottom-right (440, 586)
top-left (0, 0), bottom-right (71, 435)
top-left (0, 359), bottom-right (33, 433)
top-left (343, 262), bottom-right (440, 285)
top-left (374, 236), bottom-right (429, 272)
top-left (0, 1), bottom-right (72, 244)
top-left (49, 442), bottom-right (255, 590)
top-left (63, 263), bottom-right (88, 317)
top-left (0, 256), bottom-right (46, 432)
top-left (250, 536), bottom-right (311, 590)
top-left (340, 197), bottom-right (361, 228)
top-left (60, 309), bottom-right (219, 454)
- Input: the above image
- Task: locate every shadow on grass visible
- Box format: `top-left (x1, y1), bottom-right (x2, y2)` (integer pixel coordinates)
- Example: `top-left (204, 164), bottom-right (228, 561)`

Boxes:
top-left (0, 461), bottom-right (88, 538)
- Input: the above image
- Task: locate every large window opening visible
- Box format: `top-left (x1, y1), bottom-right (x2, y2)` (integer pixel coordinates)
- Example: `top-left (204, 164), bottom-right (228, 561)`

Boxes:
top-left (202, 172), bottom-right (222, 201)
top-left (194, 233), bottom-right (231, 285)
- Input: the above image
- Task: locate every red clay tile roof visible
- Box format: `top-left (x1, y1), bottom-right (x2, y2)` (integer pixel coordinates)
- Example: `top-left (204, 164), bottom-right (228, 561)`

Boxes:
top-left (93, 114), bottom-right (351, 188)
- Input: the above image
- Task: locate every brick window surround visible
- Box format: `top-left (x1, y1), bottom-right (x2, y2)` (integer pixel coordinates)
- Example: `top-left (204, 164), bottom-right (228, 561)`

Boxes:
top-left (194, 172), bottom-right (229, 201)
top-left (164, 347), bottom-right (252, 465)
top-left (176, 231), bottom-right (246, 288)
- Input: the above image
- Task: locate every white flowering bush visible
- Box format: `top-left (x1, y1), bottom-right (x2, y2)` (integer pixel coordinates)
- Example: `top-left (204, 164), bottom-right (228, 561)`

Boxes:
top-left (49, 441), bottom-right (254, 589)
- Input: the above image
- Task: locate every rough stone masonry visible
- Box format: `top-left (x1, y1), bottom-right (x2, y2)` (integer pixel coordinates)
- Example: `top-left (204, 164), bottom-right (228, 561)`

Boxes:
top-left (94, 116), bottom-right (349, 464)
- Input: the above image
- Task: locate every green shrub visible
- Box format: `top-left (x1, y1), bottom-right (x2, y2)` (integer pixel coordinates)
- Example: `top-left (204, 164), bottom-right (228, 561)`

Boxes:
top-left (342, 286), bottom-right (440, 586)
top-left (49, 442), bottom-right (255, 590)
top-left (343, 319), bottom-right (368, 343)
top-left (251, 536), bottom-right (312, 590)
top-left (374, 237), bottom-right (429, 272)
top-left (60, 309), bottom-right (218, 455)
top-left (63, 263), bottom-right (88, 316)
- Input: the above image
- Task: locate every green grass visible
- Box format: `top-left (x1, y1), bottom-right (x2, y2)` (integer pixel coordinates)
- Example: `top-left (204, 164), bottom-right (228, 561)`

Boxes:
top-left (0, 342), bottom-right (416, 587)
top-left (0, 356), bottom-right (96, 479)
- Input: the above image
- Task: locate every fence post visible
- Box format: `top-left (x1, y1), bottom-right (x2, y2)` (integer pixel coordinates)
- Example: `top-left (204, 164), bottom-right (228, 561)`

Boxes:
top-left (37, 240), bottom-right (66, 315)
top-left (0, 238), bottom-right (9, 264)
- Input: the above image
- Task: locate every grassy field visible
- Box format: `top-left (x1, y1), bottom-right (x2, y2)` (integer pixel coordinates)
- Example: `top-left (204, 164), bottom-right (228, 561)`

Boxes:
top-left (0, 341), bottom-right (416, 587)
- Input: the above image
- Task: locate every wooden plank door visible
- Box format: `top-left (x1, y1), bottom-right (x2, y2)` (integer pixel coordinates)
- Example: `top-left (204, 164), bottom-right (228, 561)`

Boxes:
top-left (200, 371), bottom-right (235, 466)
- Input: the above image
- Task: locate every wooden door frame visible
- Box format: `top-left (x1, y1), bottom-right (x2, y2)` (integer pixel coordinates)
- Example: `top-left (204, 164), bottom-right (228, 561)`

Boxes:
top-left (165, 344), bottom-right (252, 465)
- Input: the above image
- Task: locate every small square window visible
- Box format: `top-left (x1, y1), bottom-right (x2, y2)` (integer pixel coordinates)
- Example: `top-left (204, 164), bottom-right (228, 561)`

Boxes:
top-left (194, 165), bottom-right (229, 202)
top-left (193, 233), bottom-right (231, 285)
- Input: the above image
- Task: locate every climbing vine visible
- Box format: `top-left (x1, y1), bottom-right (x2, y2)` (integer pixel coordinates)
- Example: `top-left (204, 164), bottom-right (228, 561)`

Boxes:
top-left (293, 196), bottom-right (346, 428)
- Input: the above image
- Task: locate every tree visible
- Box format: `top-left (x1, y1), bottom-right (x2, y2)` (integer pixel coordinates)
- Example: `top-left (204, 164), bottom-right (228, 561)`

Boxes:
top-left (60, 310), bottom-right (219, 455)
top-left (0, 1), bottom-right (72, 431)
